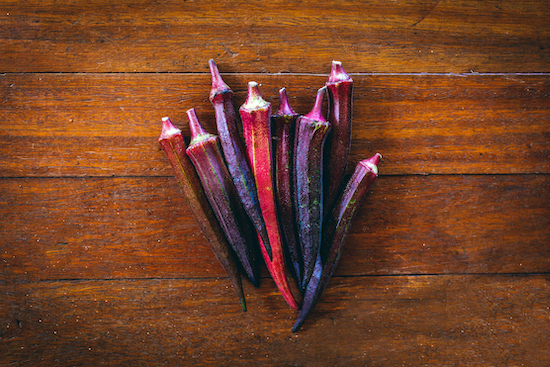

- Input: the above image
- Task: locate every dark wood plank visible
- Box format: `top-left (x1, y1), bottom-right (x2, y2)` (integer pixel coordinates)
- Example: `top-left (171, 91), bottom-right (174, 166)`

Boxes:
top-left (0, 176), bottom-right (225, 282)
top-left (1, 0), bottom-right (549, 73)
top-left (2, 175), bottom-right (548, 282)
top-left (1, 73), bottom-right (548, 177)
top-left (1, 275), bottom-right (549, 366)
top-left (345, 174), bottom-right (550, 275)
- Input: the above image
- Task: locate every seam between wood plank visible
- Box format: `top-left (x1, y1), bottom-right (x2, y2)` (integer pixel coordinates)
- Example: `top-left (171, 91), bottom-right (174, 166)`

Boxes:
top-left (3, 273), bottom-right (549, 286)
top-left (2, 72), bottom-right (550, 76)
top-left (1, 173), bottom-right (549, 180)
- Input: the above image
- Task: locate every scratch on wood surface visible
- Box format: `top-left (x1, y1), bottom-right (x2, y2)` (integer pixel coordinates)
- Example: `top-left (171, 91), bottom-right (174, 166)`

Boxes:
top-left (88, 30), bottom-right (124, 53)
top-left (410, 0), bottom-right (442, 27)
top-left (221, 43), bottom-right (239, 58)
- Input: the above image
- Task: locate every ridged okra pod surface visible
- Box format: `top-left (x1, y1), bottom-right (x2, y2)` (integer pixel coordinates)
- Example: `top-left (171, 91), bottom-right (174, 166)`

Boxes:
top-left (240, 82), bottom-right (300, 310)
top-left (272, 88), bottom-right (303, 288)
top-left (185, 108), bottom-right (260, 288)
top-left (294, 87), bottom-right (331, 290)
top-left (208, 59), bottom-right (272, 259)
top-left (293, 153), bottom-right (381, 332)
top-left (158, 117), bottom-right (246, 311)
top-left (324, 61), bottom-right (354, 215)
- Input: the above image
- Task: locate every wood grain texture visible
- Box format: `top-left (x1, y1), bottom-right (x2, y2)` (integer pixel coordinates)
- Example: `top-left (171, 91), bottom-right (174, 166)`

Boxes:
top-left (1, 0), bottom-right (549, 73)
top-left (1, 0), bottom-right (549, 365)
top-left (1, 73), bottom-right (548, 177)
top-left (1, 175), bottom-right (548, 283)
top-left (2, 275), bottom-right (549, 366)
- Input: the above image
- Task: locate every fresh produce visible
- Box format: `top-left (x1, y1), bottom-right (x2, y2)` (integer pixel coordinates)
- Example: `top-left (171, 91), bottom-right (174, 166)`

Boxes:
top-left (159, 60), bottom-right (381, 330)
top-left (185, 108), bottom-right (260, 287)
top-left (158, 117), bottom-right (246, 311)
top-left (208, 59), bottom-right (272, 259)
top-left (271, 88), bottom-right (302, 287)
top-left (293, 87), bottom-right (332, 290)
top-left (324, 61), bottom-right (354, 215)
top-left (293, 153), bottom-right (381, 332)
top-left (240, 82), bottom-right (300, 310)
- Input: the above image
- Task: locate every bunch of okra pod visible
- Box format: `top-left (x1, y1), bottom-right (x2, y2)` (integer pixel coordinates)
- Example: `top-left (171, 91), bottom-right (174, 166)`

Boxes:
top-left (159, 60), bottom-right (381, 331)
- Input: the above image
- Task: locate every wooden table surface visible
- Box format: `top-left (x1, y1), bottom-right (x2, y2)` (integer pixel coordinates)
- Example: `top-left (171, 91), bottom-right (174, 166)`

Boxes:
top-left (1, 1), bottom-right (549, 366)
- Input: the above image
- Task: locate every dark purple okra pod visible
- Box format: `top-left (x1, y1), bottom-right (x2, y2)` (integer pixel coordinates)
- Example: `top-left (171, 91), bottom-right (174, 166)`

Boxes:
top-left (208, 59), bottom-right (272, 260)
top-left (272, 88), bottom-right (303, 287)
top-left (294, 87), bottom-right (331, 290)
top-left (293, 153), bottom-right (381, 332)
top-left (185, 108), bottom-right (260, 287)
top-left (158, 117), bottom-right (246, 311)
top-left (324, 61), bottom-right (353, 215)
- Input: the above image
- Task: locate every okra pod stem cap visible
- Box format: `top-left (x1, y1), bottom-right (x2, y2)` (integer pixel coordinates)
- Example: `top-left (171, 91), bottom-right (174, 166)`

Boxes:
top-left (187, 108), bottom-right (214, 145)
top-left (327, 60), bottom-right (353, 84)
top-left (304, 87), bottom-right (327, 122)
top-left (361, 153), bottom-right (382, 176)
top-left (208, 59), bottom-right (233, 101)
top-left (276, 88), bottom-right (297, 116)
top-left (242, 82), bottom-right (270, 111)
top-left (159, 117), bottom-right (181, 141)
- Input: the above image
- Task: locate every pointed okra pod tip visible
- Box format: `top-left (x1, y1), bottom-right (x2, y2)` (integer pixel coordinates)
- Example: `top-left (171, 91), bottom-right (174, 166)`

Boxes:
top-left (327, 60), bottom-right (353, 84)
top-left (304, 86), bottom-right (327, 122)
top-left (187, 108), bottom-right (213, 145)
top-left (360, 153), bottom-right (382, 176)
top-left (159, 117), bottom-right (181, 142)
top-left (276, 87), bottom-right (296, 116)
top-left (241, 81), bottom-right (270, 111)
top-left (208, 59), bottom-right (232, 101)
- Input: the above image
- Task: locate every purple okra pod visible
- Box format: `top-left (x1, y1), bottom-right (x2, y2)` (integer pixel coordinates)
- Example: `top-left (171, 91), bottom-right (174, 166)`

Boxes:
top-left (185, 108), bottom-right (260, 288)
top-left (271, 88), bottom-right (303, 288)
top-left (158, 117), bottom-right (246, 311)
top-left (294, 87), bottom-right (332, 290)
top-left (208, 59), bottom-right (272, 259)
top-left (293, 153), bottom-right (381, 331)
top-left (324, 61), bottom-right (354, 215)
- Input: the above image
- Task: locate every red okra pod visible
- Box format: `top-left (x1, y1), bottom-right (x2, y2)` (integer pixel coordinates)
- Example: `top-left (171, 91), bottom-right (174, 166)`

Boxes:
top-left (185, 108), bottom-right (260, 287)
top-left (240, 82), bottom-right (299, 310)
top-left (294, 87), bottom-right (331, 290)
top-left (293, 153), bottom-right (381, 332)
top-left (158, 117), bottom-right (246, 311)
top-left (324, 61), bottom-right (354, 215)
top-left (208, 59), bottom-right (272, 259)
top-left (272, 88), bottom-right (303, 287)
